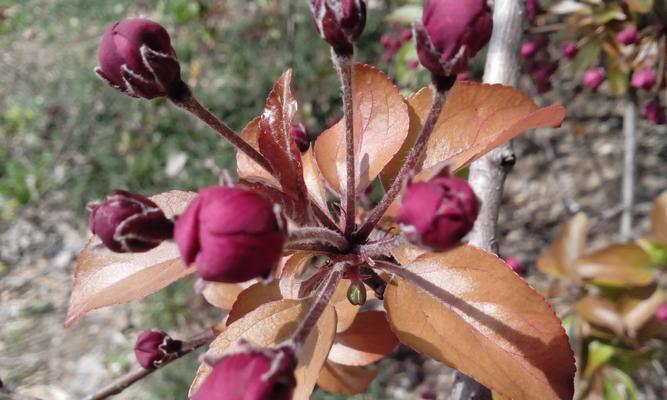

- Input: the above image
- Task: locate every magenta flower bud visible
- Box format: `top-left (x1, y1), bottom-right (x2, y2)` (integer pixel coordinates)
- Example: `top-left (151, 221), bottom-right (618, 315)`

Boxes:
top-left (400, 28), bottom-right (413, 43)
top-left (194, 340), bottom-right (297, 400)
top-left (415, 0), bottom-right (493, 84)
top-left (457, 71), bottom-right (469, 81)
top-left (631, 68), bottom-right (657, 91)
top-left (582, 67), bottom-right (605, 91)
top-left (96, 18), bottom-right (187, 100)
top-left (656, 304), bottom-right (667, 324)
top-left (88, 190), bottom-right (173, 253)
top-left (397, 176), bottom-right (480, 251)
top-left (643, 99), bottom-right (666, 125)
top-left (533, 62), bottom-right (557, 83)
top-left (504, 256), bottom-right (526, 276)
top-left (290, 123), bottom-right (310, 152)
top-left (562, 41), bottom-right (578, 60)
top-left (309, 0), bottom-right (367, 55)
top-left (521, 41), bottom-right (538, 59)
top-left (617, 26), bottom-right (638, 45)
top-left (174, 186), bottom-right (286, 283)
top-left (380, 34), bottom-right (392, 48)
top-left (134, 330), bottom-right (182, 369)
top-left (526, 0), bottom-right (542, 22)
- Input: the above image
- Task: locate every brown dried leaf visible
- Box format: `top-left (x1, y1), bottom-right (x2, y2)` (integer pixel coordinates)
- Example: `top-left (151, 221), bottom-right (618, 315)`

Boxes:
top-left (328, 310), bottom-right (398, 366)
top-left (384, 245), bottom-right (575, 400)
top-left (574, 296), bottom-right (626, 337)
top-left (65, 191), bottom-right (196, 327)
top-left (314, 64), bottom-right (410, 194)
top-left (538, 213), bottom-right (590, 278)
top-left (575, 244), bottom-right (655, 287)
top-left (259, 69), bottom-right (306, 199)
top-left (651, 192), bottom-right (667, 245)
top-left (317, 361), bottom-right (378, 396)
top-left (189, 299), bottom-right (337, 400)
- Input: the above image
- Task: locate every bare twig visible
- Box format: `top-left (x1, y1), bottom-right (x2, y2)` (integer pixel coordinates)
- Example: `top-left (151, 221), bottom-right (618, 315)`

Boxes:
top-left (620, 89), bottom-right (637, 242)
top-left (454, 0), bottom-right (525, 399)
top-left (84, 328), bottom-right (215, 400)
top-left (354, 89), bottom-right (448, 243)
top-left (332, 52), bottom-right (357, 238)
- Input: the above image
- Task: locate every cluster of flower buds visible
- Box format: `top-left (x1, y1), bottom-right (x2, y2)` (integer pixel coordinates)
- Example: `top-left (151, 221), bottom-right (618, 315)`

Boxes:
top-left (174, 186), bottom-right (287, 283)
top-left (397, 173), bottom-right (480, 251)
top-left (309, 0), bottom-right (367, 56)
top-left (414, 0), bottom-right (493, 88)
top-left (379, 26), bottom-right (413, 63)
top-left (134, 330), bottom-right (182, 369)
top-left (290, 122), bottom-right (310, 152)
top-left (521, 35), bottom-right (557, 94)
top-left (88, 190), bottom-right (174, 253)
top-left (193, 340), bottom-right (297, 400)
top-left (96, 18), bottom-right (187, 100)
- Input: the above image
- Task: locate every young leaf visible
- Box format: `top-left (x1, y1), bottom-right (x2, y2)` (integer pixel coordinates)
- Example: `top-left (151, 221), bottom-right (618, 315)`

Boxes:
top-left (238, 180), bottom-right (311, 225)
top-left (301, 148), bottom-right (330, 217)
top-left (236, 116), bottom-right (278, 186)
top-left (226, 280), bottom-right (283, 326)
top-left (202, 282), bottom-right (248, 310)
top-left (314, 64), bottom-right (410, 194)
top-left (189, 299), bottom-right (337, 400)
top-left (619, 288), bottom-right (666, 333)
top-left (259, 69), bottom-right (307, 200)
top-left (651, 192), bottom-right (667, 245)
top-left (538, 212), bottom-right (590, 278)
top-left (574, 296), bottom-right (626, 337)
top-left (585, 341), bottom-right (616, 379)
top-left (575, 244), bottom-right (655, 287)
top-left (328, 310), bottom-right (399, 366)
top-left (383, 245), bottom-right (575, 400)
top-left (317, 361), bottom-right (378, 396)
top-left (65, 191), bottom-right (196, 327)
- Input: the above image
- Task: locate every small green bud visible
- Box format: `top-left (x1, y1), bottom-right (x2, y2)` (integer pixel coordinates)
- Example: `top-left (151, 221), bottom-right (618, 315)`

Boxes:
top-left (347, 282), bottom-right (367, 306)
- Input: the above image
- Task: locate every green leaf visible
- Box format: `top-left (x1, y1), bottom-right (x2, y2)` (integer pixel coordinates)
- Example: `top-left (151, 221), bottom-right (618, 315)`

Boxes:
top-left (610, 367), bottom-right (637, 400)
top-left (585, 341), bottom-right (616, 378)
top-left (608, 66), bottom-right (629, 96)
top-left (572, 41), bottom-right (601, 75)
top-left (593, 3), bottom-right (627, 24)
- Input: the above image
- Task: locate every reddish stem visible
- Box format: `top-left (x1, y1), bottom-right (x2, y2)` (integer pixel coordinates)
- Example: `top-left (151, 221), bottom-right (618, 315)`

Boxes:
top-left (354, 88), bottom-right (448, 243)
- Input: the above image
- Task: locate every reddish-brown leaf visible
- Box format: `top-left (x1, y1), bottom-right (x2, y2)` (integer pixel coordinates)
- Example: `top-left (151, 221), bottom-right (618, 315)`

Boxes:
top-left (317, 361), bottom-right (378, 396)
top-left (619, 288), bottom-right (666, 333)
top-left (651, 192), bottom-right (667, 245)
top-left (574, 296), bottom-right (626, 337)
top-left (238, 180), bottom-right (311, 225)
top-left (575, 244), bottom-right (655, 287)
top-left (236, 116), bottom-right (278, 186)
top-left (226, 280), bottom-right (283, 326)
top-left (314, 64), bottom-right (409, 194)
top-left (189, 299), bottom-right (337, 400)
top-left (301, 147), bottom-right (331, 218)
top-left (65, 191), bottom-right (196, 327)
top-left (538, 213), bottom-right (590, 279)
top-left (384, 245), bottom-right (575, 400)
top-left (259, 69), bottom-right (306, 199)
top-left (328, 310), bottom-right (398, 366)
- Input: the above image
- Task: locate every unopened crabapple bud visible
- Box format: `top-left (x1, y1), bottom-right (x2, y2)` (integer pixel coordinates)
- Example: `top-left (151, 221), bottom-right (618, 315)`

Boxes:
top-left (309, 0), bottom-right (367, 56)
top-left (521, 41), bottom-right (538, 59)
top-left (96, 18), bottom-right (187, 100)
top-left (562, 41), bottom-right (578, 60)
top-left (504, 256), bottom-right (526, 276)
top-left (134, 330), bottom-right (182, 369)
top-left (643, 98), bottom-right (666, 125)
top-left (617, 26), bottom-right (638, 46)
top-left (290, 122), bottom-right (310, 152)
top-left (174, 186), bottom-right (286, 283)
top-left (415, 0), bottom-right (492, 87)
top-left (400, 28), bottom-right (413, 42)
top-left (631, 68), bottom-right (657, 91)
top-left (582, 67), bottom-right (605, 91)
top-left (656, 303), bottom-right (667, 324)
top-left (88, 190), bottom-right (173, 253)
top-left (193, 340), bottom-right (297, 400)
top-left (526, 0), bottom-right (542, 22)
top-left (397, 176), bottom-right (480, 251)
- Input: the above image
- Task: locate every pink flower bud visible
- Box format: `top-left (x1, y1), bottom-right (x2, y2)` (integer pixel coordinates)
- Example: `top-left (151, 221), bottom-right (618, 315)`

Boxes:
top-left (134, 330), bottom-right (182, 369)
top-left (631, 68), bottom-right (657, 91)
top-left (88, 190), bottom-right (173, 253)
top-left (643, 99), bottom-right (666, 125)
top-left (309, 0), bottom-right (367, 55)
top-left (380, 34), bottom-right (392, 48)
top-left (526, 0), bottom-right (542, 22)
top-left (562, 41), bottom-right (578, 60)
top-left (504, 256), bottom-right (526, 276)
top-left (96, 18), bottom-right (186, 100)
top-left (400, 28), bottom-right (413, 43)
top-left (656, 304), bottom-right (667, 324)
top-left (617, 26), bottom-right (638, 46)
top-left (193, 340), bottom-right (297, 400)
top-left (457, 71), bottom-right (469, 81)
top-left (290, 123), bottom-right (310, 152)
top-left (174, 187), bottom-right (286, 283)
top-left (397, 176), bottom-right (480, 251)
top-left (521, 41), bottom-right (538, 59)
top-left (533, 62), bottom-right (557, 83)
top-left (582, 67), bottom-right (605, 91)
top-left (415, 0), bottom-right (493, 82)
